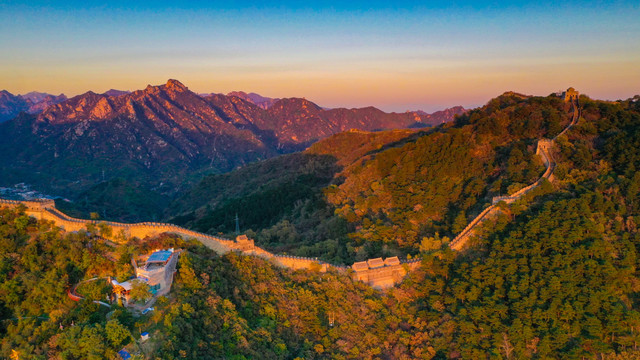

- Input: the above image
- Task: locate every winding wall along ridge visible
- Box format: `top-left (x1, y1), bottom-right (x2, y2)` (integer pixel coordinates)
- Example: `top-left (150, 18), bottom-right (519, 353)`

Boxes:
top-left (449, 99), bottom-right (580, 250)
top-left (0, 198), bottom-right (333, 272)
top-left (0, 198), bottom-right (416, 288)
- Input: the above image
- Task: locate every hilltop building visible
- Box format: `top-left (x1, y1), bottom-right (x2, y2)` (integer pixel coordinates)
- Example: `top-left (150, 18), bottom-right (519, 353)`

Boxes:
top-left (562, 87), bottom-right (579, 102)
top-left (111, 248), bottom-right (180, 304)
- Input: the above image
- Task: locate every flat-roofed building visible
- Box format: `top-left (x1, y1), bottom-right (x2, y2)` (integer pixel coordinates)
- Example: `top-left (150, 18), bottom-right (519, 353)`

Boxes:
top-left (134, 249), bottom-right (180, 297)
top-left (111, 248), bottom-right (180, 305)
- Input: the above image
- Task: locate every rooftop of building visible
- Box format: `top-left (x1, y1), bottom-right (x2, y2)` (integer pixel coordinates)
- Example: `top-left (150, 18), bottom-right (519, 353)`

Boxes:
top-left (367, 258), bottom-right (385, 269)
top-left (384, 256), bottom-right (400, 266)
top-left (146, 250), bottom-right (173, 264)
top-left (111, 278), bottom-right (133, 291)
top-left (352, 261), bottom-right (369, 272)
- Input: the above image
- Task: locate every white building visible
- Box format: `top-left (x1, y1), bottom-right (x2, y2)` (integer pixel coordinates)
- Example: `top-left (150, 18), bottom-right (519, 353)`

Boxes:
top-left (111, 248), bottom-right (180, 304)
top-left (134, 249), bottom-right (180, 297)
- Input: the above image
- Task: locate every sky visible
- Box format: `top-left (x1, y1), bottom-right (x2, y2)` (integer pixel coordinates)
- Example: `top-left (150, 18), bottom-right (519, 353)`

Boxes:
top-left (1, 0), bottom-right (639, 112)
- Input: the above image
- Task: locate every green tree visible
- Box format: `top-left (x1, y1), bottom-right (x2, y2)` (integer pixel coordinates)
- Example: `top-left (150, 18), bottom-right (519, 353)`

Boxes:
top-left (129, 280), bottom-right (151, 303)
top-left (452, 211), bottom-right (467, 234)
top-left (105, 319), bottom-right (131, 348)
top-left (97, 222), bottom-right (112, 238)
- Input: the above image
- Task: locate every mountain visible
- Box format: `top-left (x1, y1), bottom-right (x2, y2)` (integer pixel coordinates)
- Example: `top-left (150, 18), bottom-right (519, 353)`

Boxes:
top-left (0, 90), bottom-right (67, 122)
top-left (0, 79), bottom-right (449, 206)
top-left (416, 105), bottom-right (467, 125)
top-left (246, 98), bottom-right (428, 148)
top-left (0, 80), bottom-right (277, 197)
top-left (226, 90), bottom-right (279, 109)
top-left (0, 90), bottom-right (28, 122)
top-left (168, 91), bottom-right (578, 262)
top-left (22, 93), bottom-right (68, 114)
top-left (103, 89), bottom-right (131, 97)
top-left (20, 91), bottom-right (55, 104)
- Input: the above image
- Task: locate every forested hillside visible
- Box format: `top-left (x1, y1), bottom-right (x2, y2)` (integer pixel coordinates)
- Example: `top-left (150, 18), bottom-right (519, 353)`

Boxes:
top-left (170, 92), bottom-right (580, 262)
top-left (166, 93), bottom-right (640, 358)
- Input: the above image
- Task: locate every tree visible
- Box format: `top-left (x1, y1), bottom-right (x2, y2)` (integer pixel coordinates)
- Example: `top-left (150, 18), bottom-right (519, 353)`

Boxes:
top-left (97, 222), bottom-right (113, 238)
top-left (452, 211), bottom-right (467, 234)
top-left (105, 319), bottom-right (131, 348)
top-left (129, 280), bottom-right (151, 303)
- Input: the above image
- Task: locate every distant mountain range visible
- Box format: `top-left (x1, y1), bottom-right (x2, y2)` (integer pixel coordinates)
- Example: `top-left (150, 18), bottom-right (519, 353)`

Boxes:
top-left (212, 91), bottom-right (280, 110)
top-left (0, 90), bottom-right (67, 122)
top-left (0, 79), bottom-right (465, 197)
top-left (1, 85), bottom-right (465, 125)
top-left (103, 89), bottom-right (131, 97)
top-left (415, 106), bottom-right (467, 125)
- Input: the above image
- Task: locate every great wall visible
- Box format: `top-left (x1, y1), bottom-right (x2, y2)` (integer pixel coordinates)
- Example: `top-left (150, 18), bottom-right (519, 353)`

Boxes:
top-left (0, 89), bottom-right (580, 288)
top-left (449, 93), bottom-right (580, 250)
top-left (0, 197), bottom-right (417, 289)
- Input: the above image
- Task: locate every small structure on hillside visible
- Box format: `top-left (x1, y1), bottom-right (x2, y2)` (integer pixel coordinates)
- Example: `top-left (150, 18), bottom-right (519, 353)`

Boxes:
top-left (562, 87), bottom-right (579, 102)
top-left (111, 248), bottom-right (180, 305)
top-left (118, 349), bottom-right (132, 360)
top-left (352, 256), bottom-right (406, 289)
top-left (235, 234), bottom-right (255, 251)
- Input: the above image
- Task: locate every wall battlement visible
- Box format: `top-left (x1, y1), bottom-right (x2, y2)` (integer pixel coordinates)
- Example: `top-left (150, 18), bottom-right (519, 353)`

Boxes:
top-left (1, 198), bottom-right (416, 286)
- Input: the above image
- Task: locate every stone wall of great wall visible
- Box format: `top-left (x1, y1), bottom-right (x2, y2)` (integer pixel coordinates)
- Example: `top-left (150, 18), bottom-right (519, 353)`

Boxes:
top-left (0, 198), bottom-right (404, 288)
top-left (449, 96), bottom-right (581, 250)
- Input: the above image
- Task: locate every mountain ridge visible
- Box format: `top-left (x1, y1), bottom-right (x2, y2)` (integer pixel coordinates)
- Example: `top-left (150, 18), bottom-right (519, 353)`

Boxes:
top-left (0, 90), bottom-right (67, 122)
top-left (0, 79), bottom-right (463, 205)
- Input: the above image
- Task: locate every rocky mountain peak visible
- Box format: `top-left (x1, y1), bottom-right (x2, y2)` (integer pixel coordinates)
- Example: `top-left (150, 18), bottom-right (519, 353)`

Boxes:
top-left (165, 79), bottom-right (188, 92)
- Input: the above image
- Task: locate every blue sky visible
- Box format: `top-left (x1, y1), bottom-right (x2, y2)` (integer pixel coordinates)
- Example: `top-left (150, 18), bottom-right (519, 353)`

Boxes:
top-left (1, 1), bottom-right (638, 112)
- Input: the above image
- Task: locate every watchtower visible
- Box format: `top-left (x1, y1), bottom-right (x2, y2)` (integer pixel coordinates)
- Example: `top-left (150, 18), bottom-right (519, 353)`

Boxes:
top-left (562, 87), bottom-right (579, 102)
